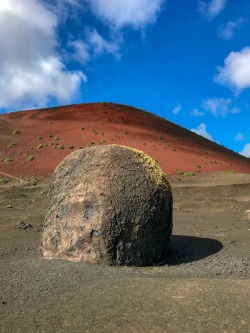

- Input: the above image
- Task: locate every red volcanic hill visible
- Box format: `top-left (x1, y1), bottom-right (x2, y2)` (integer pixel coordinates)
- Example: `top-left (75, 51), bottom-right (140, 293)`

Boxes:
top-left (0, 102), bottom-right (249, 178)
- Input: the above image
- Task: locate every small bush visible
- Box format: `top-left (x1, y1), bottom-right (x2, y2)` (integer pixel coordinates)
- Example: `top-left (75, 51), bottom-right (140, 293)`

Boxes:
top-left (37, 136), bottom-right (43, 140)
top-left (184, 172), bottom-right (195, 176)
top-left (12, 129), bottom-right (20, 135)
top-left (27, 155), bottom-right (35, 161)
top-left (48, 121), bottom-right (53, 124)
top-left (48, 134), bottom-right (53, 138)
top-left (159, 135), bottom-right (164, 139)
top-left (78, 146), bottom-right (83, 149)
top-left (178, 171), bottom-right (184, 175)
top-left (0, 178), bottom-right (8, 184)
top-left (30, 176), bottom-right (37, 186)
top-left (196, 165), bottom-right (201, 168)
top-left (37, 144), bottom-right (44, 149)
top-left (226, 169), bottom-right (236, 173)
top-left (88, 142), bottom-right (95, 147)
top-left (100, 140), bottom-right (106, 143)
top-left (68, 145), bottom-right (74, 149)
top-left (58, 145), bottom-right (64, 149)
top-left (7, 142), bottom-right (16, 149)
top-left (54, 136), bottom-right (60, 140)
top-left (80, 127), bottom-right (85, 130)
top-left (3, 158), bottom-right (13, 163)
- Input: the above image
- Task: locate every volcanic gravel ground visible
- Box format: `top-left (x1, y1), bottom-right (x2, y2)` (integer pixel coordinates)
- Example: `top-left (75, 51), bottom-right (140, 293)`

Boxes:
top-left (0, 172), bottom-right (250, 332)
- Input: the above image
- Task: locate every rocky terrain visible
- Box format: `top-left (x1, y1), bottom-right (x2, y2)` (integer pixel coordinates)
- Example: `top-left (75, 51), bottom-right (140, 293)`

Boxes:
top-left (1, 172), bottom-right (250, 332)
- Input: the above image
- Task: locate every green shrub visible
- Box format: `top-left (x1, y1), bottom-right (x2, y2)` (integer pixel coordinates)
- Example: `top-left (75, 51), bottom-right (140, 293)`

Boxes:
top-left (196, 165), bottom-right (201, 168)
top-left (178, 171), bottom-right (184, 175)
top-left (68, 145), bottom-right (74, 149)
top-left (7, 142), bottom-right (16, 149)
top-left (12, 129), bottom-right (20, 135)
top-left (48, 134), bottom-right (53, 138)
top-left (54, 136), bottom-right (60, 140)
top-left (100, 140), bottom-right (106, 143)
top-left (3, 158), bottom-right (13, 163)
top-left (226, 169), bottom-right (236, 173)
top-left (80, 127), bottom-right (85, 130)
top-left (27, 155), bottom-right (35, 161)
top-left (184, 172), bottom-right (195, 176)
top-left (58, 145), bottom-right (64, 149)
top-left (88, 142), bottom-right (95, 147)
top-left (30, 176), bottom-right (37, 186)
top-left (37, 136), bottom-right (43, 140)
top-left (37, 144), bottom-right (44, 149)
top-left (0, 178), bottom-right (8, 184)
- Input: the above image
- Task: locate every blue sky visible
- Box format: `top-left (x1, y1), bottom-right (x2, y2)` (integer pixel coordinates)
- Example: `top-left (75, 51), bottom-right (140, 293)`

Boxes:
top-left (0, 0), bottom-right (250, 156)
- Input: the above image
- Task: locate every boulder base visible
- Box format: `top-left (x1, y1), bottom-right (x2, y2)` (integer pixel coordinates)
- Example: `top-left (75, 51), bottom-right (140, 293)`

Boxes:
top-left (40, 145), bottom-right (172, 266)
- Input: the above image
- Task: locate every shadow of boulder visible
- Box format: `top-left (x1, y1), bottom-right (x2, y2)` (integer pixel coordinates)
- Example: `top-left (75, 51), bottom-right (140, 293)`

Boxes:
top-left (166, 235), bottom-right (223, 265)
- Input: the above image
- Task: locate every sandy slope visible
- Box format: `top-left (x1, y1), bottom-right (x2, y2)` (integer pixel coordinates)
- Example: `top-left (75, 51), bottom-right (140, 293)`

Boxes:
top-left (1, 173), bottom-right (250, 333)
top-left (0, 103), bottom-right (249, 178)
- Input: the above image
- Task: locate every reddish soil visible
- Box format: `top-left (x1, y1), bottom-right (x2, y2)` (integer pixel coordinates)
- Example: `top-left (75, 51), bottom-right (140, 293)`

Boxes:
top-left (0, 102), bottom-right (249, 178)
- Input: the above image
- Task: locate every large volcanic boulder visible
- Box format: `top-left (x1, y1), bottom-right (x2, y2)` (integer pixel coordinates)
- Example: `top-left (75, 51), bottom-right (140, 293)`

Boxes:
top-left (40, 145), bottom-right (172, 266)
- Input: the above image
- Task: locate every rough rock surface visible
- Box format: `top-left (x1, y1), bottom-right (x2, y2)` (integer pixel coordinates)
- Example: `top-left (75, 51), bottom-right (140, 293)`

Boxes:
top-left (243, 210), bottom-right (250, 220)
top-left (40, 145), bottom-right (172, 266)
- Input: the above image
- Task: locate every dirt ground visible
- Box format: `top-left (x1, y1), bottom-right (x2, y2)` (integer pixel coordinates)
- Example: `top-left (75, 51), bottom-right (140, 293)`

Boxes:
top-left (0, 172), bottom-right (250, 333)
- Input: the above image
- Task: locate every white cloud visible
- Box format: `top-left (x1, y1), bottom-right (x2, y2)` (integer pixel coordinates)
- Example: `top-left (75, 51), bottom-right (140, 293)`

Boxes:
top-left (86, 0), bottom-right (164, 29)
top-left (217, 18), bottom-right (245, 40)
top-left (239, 143), bottom-right (250, 157)
top-left (70, 40), bottom-right (91, 64)
top-left (215, 47), bottom-right (250, 94)
top-left (201, 97), bottom-right (240, 117)
top-left (172, 103), bottom-right (182, 114)
top-left (199, 0), bottom-right (227, 20)
top-left (234, 133), bottom-right (245, 141)
top-left (70, 30), bottom-right (121, 64)
top-left (191, 123), bottom-right (213, 140)
top-left (190, 108), bottom-right (205, 116)
top-left (87, 29), bottom-right (121, 57)
top-left (0, 0), bottom-right (85, 110)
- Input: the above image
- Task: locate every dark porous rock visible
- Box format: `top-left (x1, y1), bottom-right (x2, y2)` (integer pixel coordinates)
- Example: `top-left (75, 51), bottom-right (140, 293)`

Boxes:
top-left (40, 145), bottom-right (173, 266)
top-left (18, 221), bottom-right (33, 230)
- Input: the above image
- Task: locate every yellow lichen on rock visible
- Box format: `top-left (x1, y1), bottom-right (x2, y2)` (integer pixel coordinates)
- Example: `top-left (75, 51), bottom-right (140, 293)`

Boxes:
top-left (111, 144), bottom-right (169, 189)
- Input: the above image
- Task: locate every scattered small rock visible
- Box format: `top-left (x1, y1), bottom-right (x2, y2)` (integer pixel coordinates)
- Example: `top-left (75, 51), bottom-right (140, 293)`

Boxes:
top-left (6, 204), bottom-right (13, 208)
top-left (17, 221), bottom-right (33, 230)
top-left (243, 210), bottom-right (250, 220)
